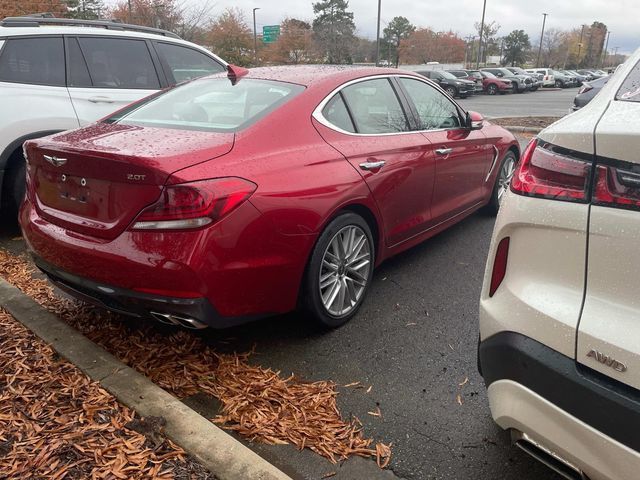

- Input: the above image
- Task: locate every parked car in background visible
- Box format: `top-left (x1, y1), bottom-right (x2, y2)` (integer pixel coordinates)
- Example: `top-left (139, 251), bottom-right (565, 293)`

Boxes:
top-left (504, 67), bottom-right (542, 91)
top-left (525, 68), bottom-right (556, 87)
top-left (479, 48), bottom-right (640, 480)
top-left (477, 70), bottom-right (514, 95)
top-left (563, 69), bottom-right (588, 85)
top-left (20, 66), bottom-right (519, 330)
top-left (577, 69), bottom-right (601, 81)
top-left (551, 70), bottom-right (577, 88)
top-left (572, 75), bottom-right (610, 110)
top-left (481, 67), bottom-right (530, 93)
top-left (415, 69), bottom-right (477, 98)
top-left (447, 70), bottom-right (484, 94)
top-left (0, 15), bottom-right (227, 219)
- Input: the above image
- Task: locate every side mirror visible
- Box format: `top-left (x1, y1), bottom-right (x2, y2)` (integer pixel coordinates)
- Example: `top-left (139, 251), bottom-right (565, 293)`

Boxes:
top-left (467, 111), bottom-right (484, 130)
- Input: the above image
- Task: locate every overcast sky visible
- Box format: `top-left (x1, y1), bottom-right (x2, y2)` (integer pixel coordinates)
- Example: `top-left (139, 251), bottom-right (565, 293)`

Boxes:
top-left (107, 0), bottom-right (639, 54)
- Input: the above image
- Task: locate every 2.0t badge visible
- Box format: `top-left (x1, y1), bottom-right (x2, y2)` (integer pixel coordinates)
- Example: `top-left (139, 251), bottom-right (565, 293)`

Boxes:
top-left (586, 349), bottom-right (628, 373)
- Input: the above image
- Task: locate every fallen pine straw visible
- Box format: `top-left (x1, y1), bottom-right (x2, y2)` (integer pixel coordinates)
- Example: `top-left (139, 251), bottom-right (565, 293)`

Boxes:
top-left (0, 309), bottom-right (199, 479)
top-left (0, 250), bottom-right (392, 467)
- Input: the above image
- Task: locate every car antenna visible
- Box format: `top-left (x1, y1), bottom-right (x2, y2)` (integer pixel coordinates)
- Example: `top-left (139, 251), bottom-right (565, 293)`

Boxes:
top-left (227, 64), bottom-right (249, 85)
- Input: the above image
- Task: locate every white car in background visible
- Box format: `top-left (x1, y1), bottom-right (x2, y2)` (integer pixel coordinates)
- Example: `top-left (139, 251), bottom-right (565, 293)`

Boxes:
top-left (479, 47), bottom-right (640, 480)
top-left (526, 68), bottom-right (555, 87)
top-left (0, 15), bottom-right (227, 217)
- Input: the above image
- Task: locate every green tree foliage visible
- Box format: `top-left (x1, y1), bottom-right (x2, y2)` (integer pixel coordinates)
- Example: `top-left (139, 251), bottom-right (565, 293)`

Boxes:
top-left (383, 16), bottom-right (415, 67)
top-left (312, 0), bottom-right (356, 64)
top-left (65, 0), bottom-right (105, 19)
top-left (502, 29), bottom-right (530, 66)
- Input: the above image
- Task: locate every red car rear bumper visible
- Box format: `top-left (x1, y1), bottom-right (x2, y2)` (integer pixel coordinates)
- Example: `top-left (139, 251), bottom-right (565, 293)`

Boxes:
top-left (20, 197), bottom-right (316, 326)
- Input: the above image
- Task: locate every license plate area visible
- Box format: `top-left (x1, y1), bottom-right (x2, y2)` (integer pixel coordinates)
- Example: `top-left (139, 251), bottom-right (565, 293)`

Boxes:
top-left (58, 174), bottom-right (90, 204)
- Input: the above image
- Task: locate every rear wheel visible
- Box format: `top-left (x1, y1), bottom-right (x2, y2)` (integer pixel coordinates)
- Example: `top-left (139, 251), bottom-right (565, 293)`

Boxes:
top-left (555, 79), bottom-right (563, 88)
top-left (303, 212), bottom-right (374, 328)
top-left (487, 84), bottom-right (498, 95)
top-left (485, 151), bottom-right (517, 215)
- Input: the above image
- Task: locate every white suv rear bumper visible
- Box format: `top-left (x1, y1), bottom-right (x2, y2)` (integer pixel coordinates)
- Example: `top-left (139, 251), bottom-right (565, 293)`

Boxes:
top-left (489, 379), bottom-right (640, 480)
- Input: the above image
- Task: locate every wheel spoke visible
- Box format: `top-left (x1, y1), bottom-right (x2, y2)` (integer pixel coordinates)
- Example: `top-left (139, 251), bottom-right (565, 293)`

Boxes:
top-left (346, 268), bottom-right (368, 287)
top-left (320, 271), bottom-right (336, 289)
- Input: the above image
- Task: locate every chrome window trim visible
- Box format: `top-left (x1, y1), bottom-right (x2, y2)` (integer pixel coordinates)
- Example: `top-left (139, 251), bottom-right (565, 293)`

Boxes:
top-left (312, 73), bottom-right (466, 137)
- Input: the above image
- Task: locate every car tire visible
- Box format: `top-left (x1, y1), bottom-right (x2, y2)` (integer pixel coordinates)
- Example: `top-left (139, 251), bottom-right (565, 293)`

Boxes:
top-left (1, 151), bottom-right (26, 219)
top-left (530, 86), bottom-right (539, 91)
top-left (555, 79), bottom-right (563, 88)
top-left (487, 84), bottom-right (498, 95)
top-left (303, 212), bottom-right (375, 328)
top-left (484, 150), bottom-right (517, 215)
top-left (445, 86), bottom-right (457, 98)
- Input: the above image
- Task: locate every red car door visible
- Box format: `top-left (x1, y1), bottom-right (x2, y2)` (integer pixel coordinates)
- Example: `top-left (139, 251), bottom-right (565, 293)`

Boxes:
top-left (313, 77), bottom-right (436, 247)
top-left (397, 77), bottom-right (490, 223)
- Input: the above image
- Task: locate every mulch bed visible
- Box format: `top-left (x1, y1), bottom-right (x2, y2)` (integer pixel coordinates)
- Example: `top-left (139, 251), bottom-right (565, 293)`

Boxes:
top-left (491, 116), bottom-right (561, 128)
top-left (0, 308), bottom-right (215, 479)
top-left (0, 250), bottom-right (391, 468)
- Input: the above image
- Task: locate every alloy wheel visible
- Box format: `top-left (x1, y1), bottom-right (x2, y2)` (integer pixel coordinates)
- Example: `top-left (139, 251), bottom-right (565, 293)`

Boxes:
top-left (497, 156), bottom-right (516, 202)
top-left (319, 225), bottom-right (371, 317)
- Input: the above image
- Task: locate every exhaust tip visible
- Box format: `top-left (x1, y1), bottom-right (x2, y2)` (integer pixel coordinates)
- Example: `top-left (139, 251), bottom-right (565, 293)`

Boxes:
top-left (511, 431), bottom-right (589, 480)
top-left (150, 312), bottom-right (208, 330)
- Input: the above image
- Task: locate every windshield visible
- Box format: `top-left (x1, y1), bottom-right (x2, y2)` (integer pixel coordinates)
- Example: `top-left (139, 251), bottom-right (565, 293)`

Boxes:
top-left (482, 71), bottom-right (497, 79)
top-left (510, 67), bottom-right (526, 74)
top-left (106, 78), bottom-right (304, 132)
top-left (616, 59), bottom-right (640, 103)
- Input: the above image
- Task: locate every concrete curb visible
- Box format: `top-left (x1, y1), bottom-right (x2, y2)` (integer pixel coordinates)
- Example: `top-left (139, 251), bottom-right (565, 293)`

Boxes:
top-left (0, 278), bottom-right (292, 480)
top-left (503, 125), bottom-right (543, 134)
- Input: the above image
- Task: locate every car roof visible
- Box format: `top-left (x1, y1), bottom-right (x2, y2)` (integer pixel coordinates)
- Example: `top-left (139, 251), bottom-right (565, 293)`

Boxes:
top-left (233, 65), bottom-right (414, 88)
top-left (0, 24), bottom-right (227, 65)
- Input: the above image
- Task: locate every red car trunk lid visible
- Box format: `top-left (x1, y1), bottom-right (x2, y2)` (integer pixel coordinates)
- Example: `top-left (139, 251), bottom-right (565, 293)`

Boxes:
top-left (26, 123), bottom-right (234, 240)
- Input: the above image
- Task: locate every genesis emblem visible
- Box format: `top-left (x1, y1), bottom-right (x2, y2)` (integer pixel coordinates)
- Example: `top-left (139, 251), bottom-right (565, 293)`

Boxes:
top-left (586, 349), bottom-right (627, 373)
top-left (127, 174), bottom-right (146, 181)
top-left (43, 155), bottom-right (67, 167)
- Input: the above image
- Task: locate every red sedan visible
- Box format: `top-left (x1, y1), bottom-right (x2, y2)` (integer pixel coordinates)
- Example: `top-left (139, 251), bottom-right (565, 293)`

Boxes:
top-left (20, 65), bottom-right (519, 329)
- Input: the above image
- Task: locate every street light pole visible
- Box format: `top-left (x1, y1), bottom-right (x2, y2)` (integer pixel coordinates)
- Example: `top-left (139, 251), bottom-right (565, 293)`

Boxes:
top-left (535, 13), bottom-right (548, 68)
top-left (375, 0), bottom-right (382, 66)
top-left (476, 0), bottom-right (487, 68)
top-left (253, 8), bottom-right (260, 66)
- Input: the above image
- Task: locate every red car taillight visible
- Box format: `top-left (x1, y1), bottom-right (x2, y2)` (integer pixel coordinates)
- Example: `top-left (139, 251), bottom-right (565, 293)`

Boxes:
top-left (131, 178), bottom-right (257, 230)
top-left (593, 165), bottom-right (640, 210)
top-left (489, 237), bottom-right (510, 297)
top-left (511, 140), bottom-right (592, 202)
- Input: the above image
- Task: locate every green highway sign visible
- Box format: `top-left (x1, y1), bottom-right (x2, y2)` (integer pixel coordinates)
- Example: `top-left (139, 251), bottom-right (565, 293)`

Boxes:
top-left (262, 25), bottom-right (280, 43)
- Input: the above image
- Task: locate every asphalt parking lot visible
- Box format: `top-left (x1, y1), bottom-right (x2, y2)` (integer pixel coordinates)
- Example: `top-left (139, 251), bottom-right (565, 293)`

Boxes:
top-left (459, 87), bottom-right (577, 118)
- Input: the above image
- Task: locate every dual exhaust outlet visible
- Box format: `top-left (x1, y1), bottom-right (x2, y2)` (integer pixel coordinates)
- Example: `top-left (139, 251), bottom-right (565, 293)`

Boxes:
top-left (150, 311), bottom-right (208, 330)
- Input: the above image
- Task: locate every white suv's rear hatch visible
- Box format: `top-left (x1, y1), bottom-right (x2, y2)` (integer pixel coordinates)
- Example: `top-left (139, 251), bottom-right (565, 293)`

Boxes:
top-left (577, 57), bottom-right (640, 389)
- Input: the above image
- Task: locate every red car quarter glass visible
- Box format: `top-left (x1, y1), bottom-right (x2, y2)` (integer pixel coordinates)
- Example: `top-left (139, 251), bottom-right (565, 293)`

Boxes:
top-left (511, 139), bottom-right (592, 202)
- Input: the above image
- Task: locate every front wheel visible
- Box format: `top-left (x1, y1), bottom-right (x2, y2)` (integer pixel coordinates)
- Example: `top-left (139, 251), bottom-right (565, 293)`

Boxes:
top-left (555, 79), bottom-right (563, 88)
top-left (485, 151), bottom-right (517, 215)
top-left (445, 86), bottom-right (457, 98)
top-left (303, 212), bottom-right (375, 328)
top-left (487, 84), bottom-right (498, 95)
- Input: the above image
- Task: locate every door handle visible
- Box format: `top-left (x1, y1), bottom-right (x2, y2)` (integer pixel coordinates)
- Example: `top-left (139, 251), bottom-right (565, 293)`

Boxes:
top-left (88, 96), bottom-right (115, 104)
top-left (359, 160), bottom-right (386, 171)
top-left (435, 148), bottom-right (453, 155)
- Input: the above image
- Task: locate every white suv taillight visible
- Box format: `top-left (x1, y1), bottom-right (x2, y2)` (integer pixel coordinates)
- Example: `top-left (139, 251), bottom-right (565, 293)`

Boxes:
top-left (593, 165), bottom-right (640, 209)
top-left (511, 140), bottom-right (592, 202)
top-left (131, 178), bottom-right (257, 230)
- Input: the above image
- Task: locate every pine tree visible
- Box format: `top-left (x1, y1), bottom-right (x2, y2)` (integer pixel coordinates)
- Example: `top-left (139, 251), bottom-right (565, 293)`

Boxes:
top-left (312, 0), bottom-right (356, 64)
top-left (64, 0), bottom-right (104, 20)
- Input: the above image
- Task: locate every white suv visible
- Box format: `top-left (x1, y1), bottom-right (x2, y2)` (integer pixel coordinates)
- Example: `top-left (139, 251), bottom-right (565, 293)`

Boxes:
top-left (0, 16), bottom-right (226, 217)
top-left (479, 48), bottom-right (640, 480)
top-left (526, 68), bottom-right (555, 87)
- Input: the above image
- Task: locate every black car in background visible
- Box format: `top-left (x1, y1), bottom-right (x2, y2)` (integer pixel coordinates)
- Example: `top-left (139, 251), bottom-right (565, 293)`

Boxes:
top-left (447, 70), bottom-right (484, 93)
top-left (416, 70), bottom-right (477, 98)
